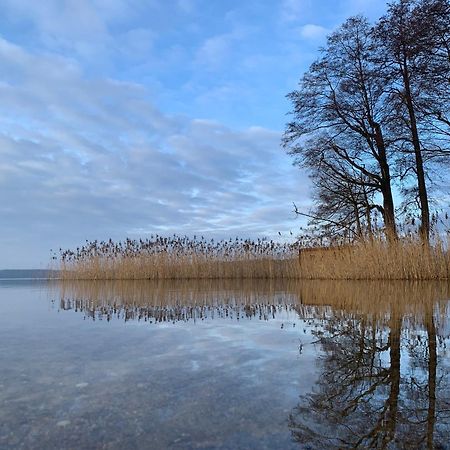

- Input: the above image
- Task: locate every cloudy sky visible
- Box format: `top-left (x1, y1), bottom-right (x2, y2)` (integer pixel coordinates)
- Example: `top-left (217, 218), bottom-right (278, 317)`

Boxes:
top-left (0, 0), bottom-right (389, 268)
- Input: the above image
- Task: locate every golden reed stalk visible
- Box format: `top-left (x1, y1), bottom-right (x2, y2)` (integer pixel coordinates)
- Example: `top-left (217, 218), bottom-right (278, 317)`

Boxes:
top-left (57, 236), bottom-right (450, 280)
top-left (297, 238), bottom-right (450, 280)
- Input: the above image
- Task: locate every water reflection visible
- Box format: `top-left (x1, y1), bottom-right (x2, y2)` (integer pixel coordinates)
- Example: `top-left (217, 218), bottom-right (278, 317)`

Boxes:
top-left (55, 279), bottom-right (302, 323)
top-left (289, 281), bottom-right (450, 450)
top-left (55, 280), bottom-right (450, 448)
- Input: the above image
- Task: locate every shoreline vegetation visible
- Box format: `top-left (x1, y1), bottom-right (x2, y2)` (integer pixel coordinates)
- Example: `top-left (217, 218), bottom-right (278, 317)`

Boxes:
top-left (55, 235), bottom-right (450, 281)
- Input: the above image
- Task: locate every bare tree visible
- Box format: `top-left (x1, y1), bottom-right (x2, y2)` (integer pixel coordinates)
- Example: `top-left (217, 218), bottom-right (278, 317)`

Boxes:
top-left (283, 17), bottom-right (398, 240)
top-left (375, 0), bottom-right (450, 241)
top-left (417, 0), bottom-right (450, 149)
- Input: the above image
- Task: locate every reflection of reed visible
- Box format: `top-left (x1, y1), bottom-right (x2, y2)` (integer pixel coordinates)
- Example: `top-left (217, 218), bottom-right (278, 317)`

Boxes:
top-left (295, 280), bottom-right (450, 314)
top-left (56, 279), bottom-right (301, 305)
top-left (54, 280), bottom-right (450, 325)
top-left (59, 300), bottom-right (296, 323)
top-left (55, 279), bottom-right (303, 323)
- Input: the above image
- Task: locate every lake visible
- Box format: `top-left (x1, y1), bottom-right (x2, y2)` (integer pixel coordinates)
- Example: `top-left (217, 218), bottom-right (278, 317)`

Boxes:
top-left (1, 279), bottom-right (449, 449)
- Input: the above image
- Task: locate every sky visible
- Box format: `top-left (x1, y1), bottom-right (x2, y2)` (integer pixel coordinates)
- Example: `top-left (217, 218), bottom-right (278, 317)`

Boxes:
top-left (0, 0), bottom-right (390, 268)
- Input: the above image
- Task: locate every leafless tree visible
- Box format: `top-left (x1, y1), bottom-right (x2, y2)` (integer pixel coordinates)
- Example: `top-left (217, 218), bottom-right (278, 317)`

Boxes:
top-left (284, 1), bottom-right (450, 243)
top-left (374, 0), bottom-right (450, 241)
top-left (283, 17), bottom-right (398, 240)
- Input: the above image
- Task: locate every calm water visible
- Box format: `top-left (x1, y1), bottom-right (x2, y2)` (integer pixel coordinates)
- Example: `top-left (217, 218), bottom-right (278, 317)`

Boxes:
top-left (1, 279), bottom-right (450, 449)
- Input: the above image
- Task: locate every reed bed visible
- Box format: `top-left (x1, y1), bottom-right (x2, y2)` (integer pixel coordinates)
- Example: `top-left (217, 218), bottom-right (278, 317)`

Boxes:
top-left (56, 234), bottom-right (450, 280)
top-left (298, 238), bottom-right (450, 280)
top-left (57, 235), bottom-right (300, 280)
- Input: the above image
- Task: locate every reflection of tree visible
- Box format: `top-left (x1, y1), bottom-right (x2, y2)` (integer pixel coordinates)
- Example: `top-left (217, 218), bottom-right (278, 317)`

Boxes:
top-left (289, 304), bottom-right (450, 449)
top-left (426, 309), bottom-right (437, 450)
top-left (399, 304), bottom-right (449, 450)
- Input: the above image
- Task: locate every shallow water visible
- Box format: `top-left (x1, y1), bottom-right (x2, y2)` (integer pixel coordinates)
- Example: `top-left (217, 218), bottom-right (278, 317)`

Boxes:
top-left (1, 279), bottom-right (450, 449)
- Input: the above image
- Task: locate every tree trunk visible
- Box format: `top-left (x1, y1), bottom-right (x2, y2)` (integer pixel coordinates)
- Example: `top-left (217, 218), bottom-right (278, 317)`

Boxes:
top-left (374, 123), bottom-right (397, 240)
top-left (402, 58), bottom-right (430, 241)
top-left (362, 185), bottom-right (374, 238)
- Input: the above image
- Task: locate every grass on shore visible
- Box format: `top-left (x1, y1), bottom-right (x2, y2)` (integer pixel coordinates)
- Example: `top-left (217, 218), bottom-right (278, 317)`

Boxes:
top-left (56, 235), bottom-right (450, 281)
top-left (57, 236), bottom-right (300, 280)
top-left (298, 237), bottom-right (450, 280)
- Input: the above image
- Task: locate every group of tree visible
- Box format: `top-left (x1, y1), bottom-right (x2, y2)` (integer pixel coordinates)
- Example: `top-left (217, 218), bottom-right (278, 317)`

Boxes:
top-left (283, 0), bottom-right (450, 243)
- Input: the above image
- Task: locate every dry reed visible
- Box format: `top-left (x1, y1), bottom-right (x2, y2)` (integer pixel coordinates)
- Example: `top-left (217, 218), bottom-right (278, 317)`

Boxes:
top-left (55, 235), bottom-right (450, 280)
top-left (57, 235), bottom-right (300, 280)
top-left (298, 237), bottom-right (450, 280)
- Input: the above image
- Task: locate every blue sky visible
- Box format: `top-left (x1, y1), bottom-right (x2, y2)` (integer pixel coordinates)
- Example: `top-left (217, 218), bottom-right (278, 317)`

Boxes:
top-left (0, 0), bottom-right (389, 268)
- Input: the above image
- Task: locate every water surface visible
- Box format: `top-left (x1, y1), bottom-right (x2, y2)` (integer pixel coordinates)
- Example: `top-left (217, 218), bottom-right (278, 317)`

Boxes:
top-left (1, 279), bottom-right (449, 449)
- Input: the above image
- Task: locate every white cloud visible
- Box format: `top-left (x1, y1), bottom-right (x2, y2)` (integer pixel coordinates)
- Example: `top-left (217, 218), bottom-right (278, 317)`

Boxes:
top-left (2, 0), bottom-right (126, 38)
top-left (0, 0), bottom-right (162, 74)
top-left (298, 24), bottom-right (329, 40)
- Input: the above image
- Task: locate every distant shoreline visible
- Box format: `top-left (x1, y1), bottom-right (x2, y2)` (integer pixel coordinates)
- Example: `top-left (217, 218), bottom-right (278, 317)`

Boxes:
top-left (0, 269), bottom-right (60, 280)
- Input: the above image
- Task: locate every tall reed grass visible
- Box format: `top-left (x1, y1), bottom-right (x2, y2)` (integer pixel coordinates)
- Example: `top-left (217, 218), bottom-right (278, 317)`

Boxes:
top-left (55, 234), bottom-right (450, 280)
top-left (57, 235), bottom-right (300, 280)
top-left (298, 237), bottom-right (450, 280)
